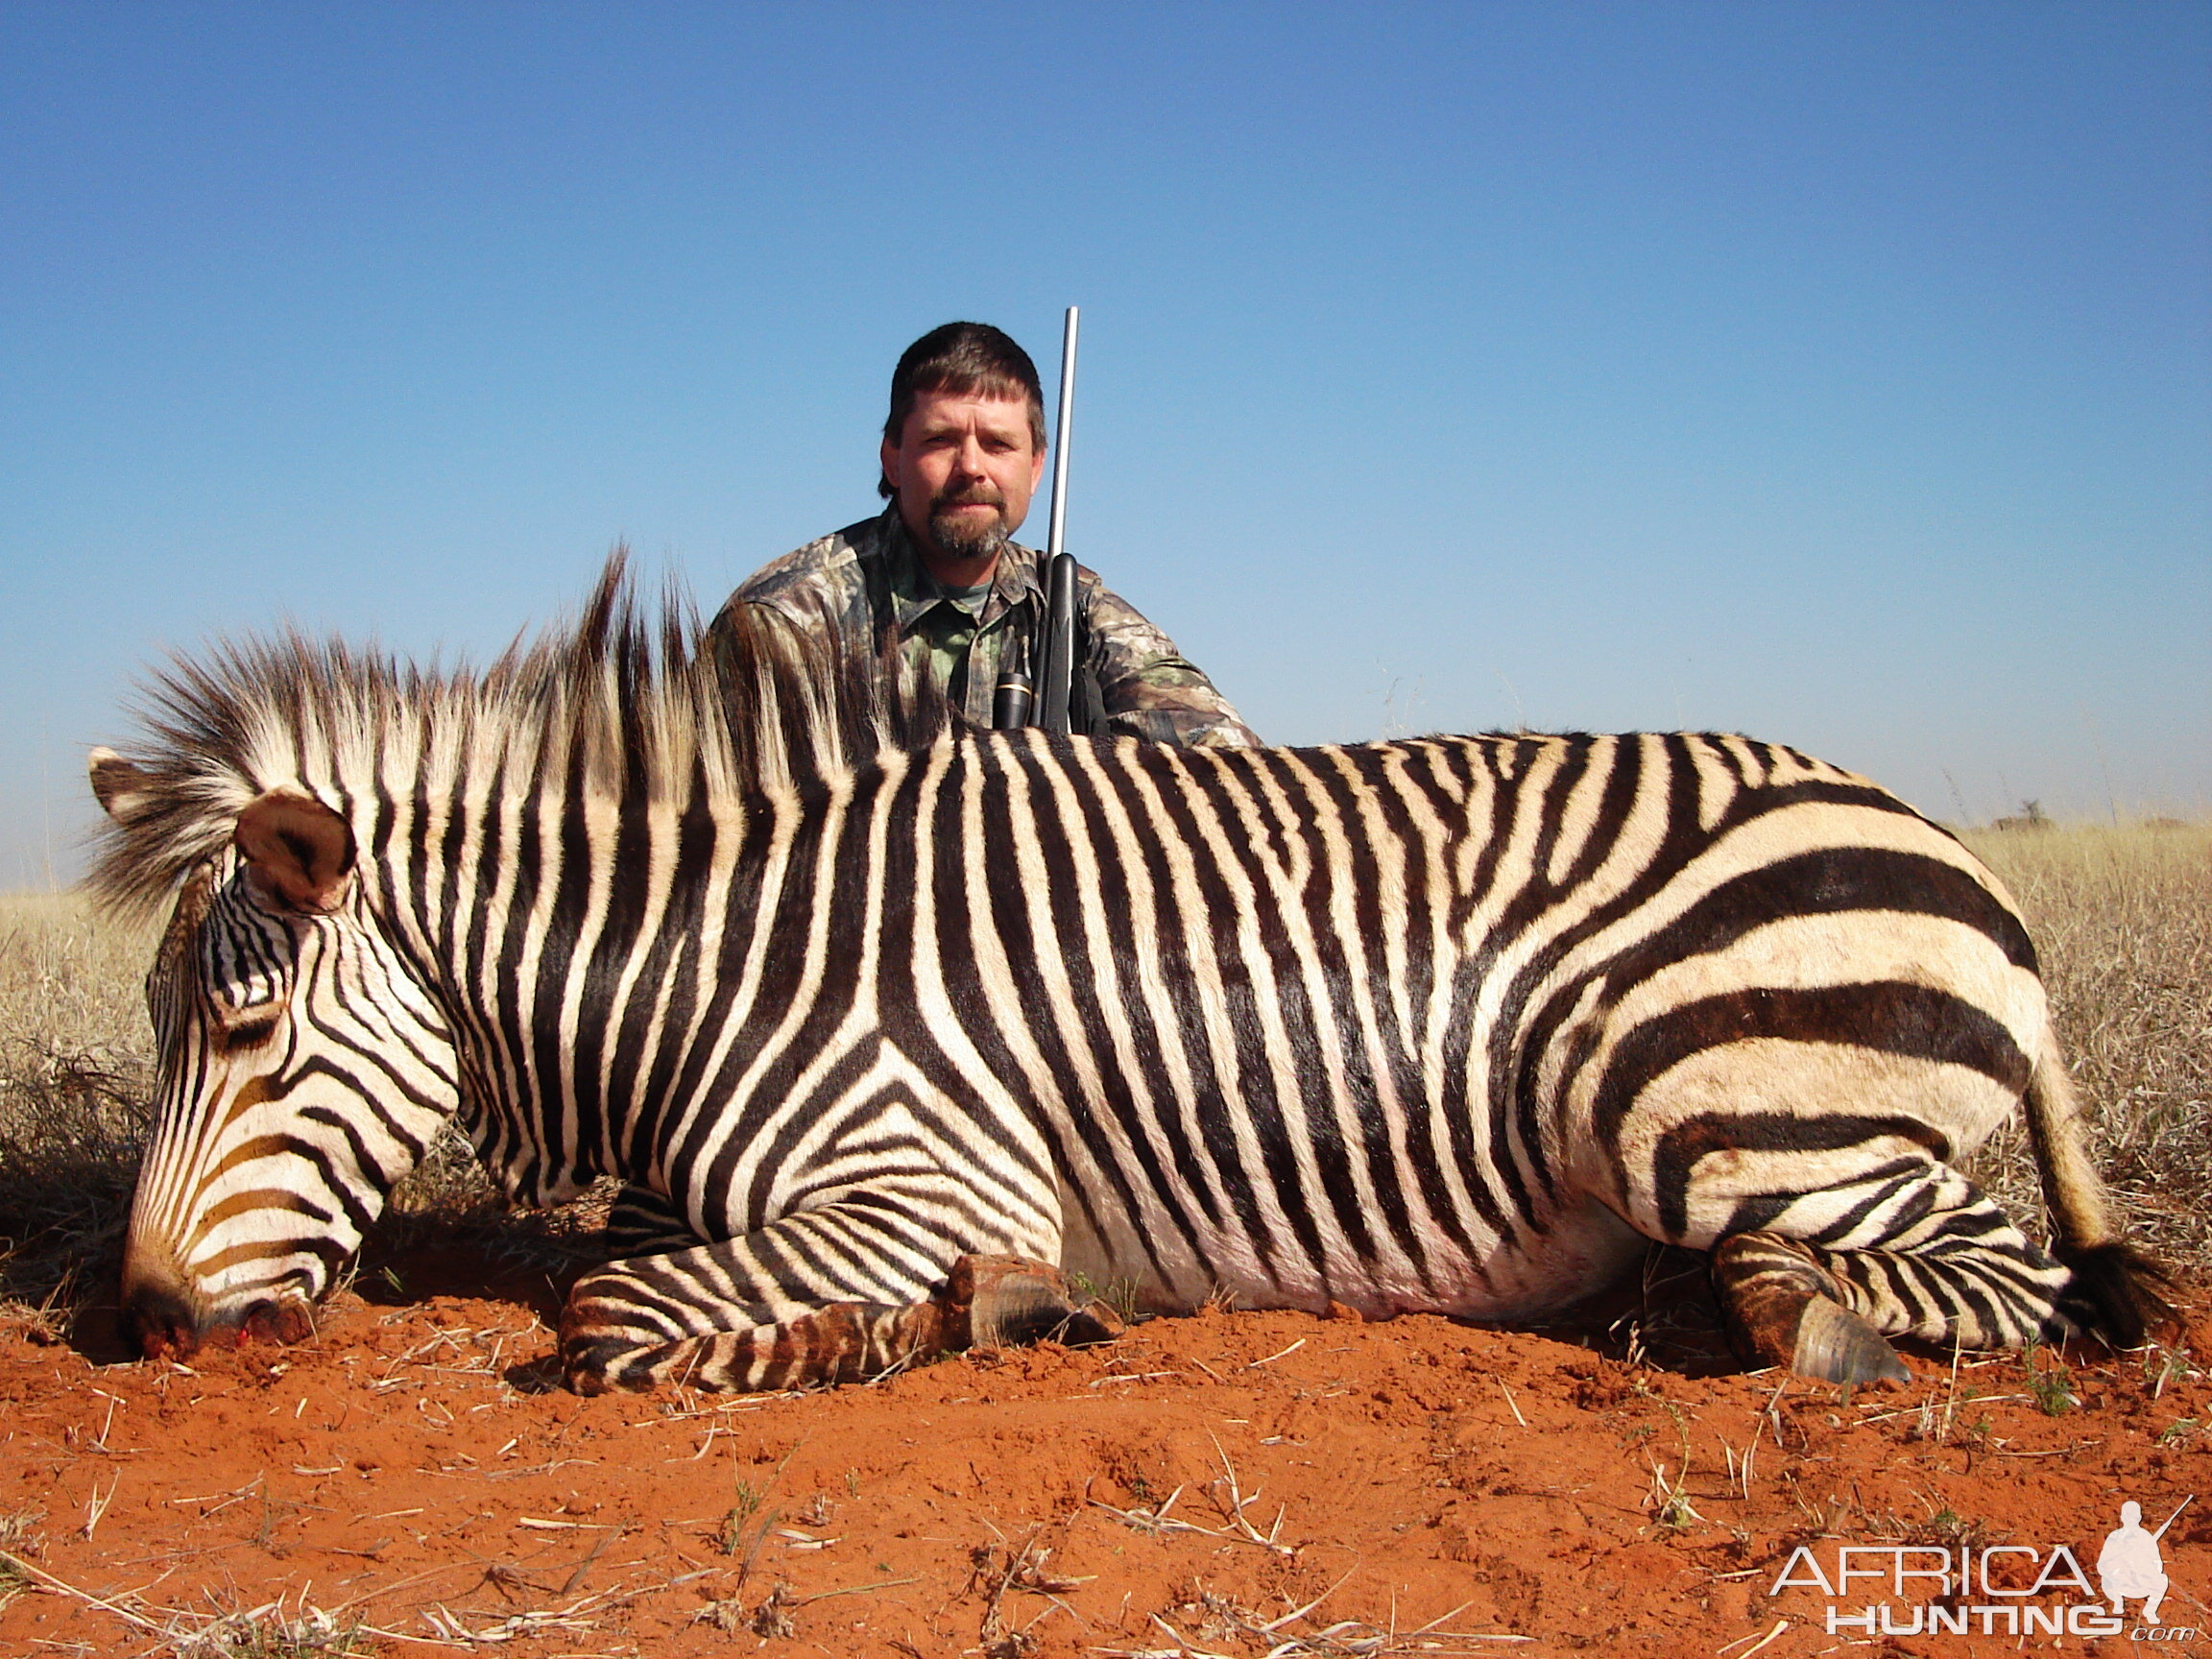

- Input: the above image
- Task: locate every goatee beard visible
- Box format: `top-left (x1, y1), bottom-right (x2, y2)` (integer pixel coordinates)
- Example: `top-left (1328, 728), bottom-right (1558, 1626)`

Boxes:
top-left (926, 492), bottom-right (1010, 564)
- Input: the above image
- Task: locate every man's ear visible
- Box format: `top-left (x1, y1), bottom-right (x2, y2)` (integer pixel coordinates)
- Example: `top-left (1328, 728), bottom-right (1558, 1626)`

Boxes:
top-left (880, 432), bottom-right (902, 497)
top-left (88, 747), bottom-right (156, 824)
top-left (233, 789), bottom-right (355, 914)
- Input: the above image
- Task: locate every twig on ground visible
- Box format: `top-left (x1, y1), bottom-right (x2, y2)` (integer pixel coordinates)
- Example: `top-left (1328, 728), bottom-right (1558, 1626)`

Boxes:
top-left (0, 1548), bottom-right (169, 1636)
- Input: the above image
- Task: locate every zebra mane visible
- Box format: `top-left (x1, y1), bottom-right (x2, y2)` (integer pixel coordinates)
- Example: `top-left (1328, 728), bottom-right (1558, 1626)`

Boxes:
top-left (86, 552), bottom-right (954, 921)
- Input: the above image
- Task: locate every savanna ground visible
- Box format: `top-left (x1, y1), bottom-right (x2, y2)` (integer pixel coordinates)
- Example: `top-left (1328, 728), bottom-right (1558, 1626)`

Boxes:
top-left (1, 821), bottom-right (2206, 1658)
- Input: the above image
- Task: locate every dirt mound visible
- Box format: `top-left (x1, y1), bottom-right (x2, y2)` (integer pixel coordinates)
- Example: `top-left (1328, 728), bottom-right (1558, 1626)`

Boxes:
top-left (2, 1254), bottom-right (2205, 1657)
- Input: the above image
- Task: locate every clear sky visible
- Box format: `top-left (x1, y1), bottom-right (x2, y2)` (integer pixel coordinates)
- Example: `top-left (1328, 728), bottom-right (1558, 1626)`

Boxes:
top-left (4, 3), bottom-right (2207, 888)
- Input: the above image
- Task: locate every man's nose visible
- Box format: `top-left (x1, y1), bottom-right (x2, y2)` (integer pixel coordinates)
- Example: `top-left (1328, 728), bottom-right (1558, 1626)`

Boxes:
top-left (950, 436), bottom-right (987, 477)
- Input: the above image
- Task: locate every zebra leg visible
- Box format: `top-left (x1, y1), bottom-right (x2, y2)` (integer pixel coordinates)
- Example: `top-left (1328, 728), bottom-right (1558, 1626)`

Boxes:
top-left (1709, 1164), bottom-right (2075, 1385)
top-left (603, 1186), bottom-right (702, 1259)
top-left (559, 1204), bottom-right (1120, 1394)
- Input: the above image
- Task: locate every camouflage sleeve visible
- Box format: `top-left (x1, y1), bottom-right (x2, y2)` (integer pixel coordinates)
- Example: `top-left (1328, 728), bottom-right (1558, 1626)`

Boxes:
top-left (702, 593), bottom-right (806, 684)
top-left (1079, 573), bottom-right (1261, 748)
top-left (701, 590), bottom-right (751, 656)
top-left (705, 531), bottom-right (880, 665)
top-left (704, 593), bottom-right (827, 664)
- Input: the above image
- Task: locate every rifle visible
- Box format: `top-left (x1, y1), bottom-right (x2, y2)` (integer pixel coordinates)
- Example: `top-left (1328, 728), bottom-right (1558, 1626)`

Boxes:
top-left (2152, 1495), bottom-right (2194, 1540)
top-left (992, 306), bottom-right (1079, 733)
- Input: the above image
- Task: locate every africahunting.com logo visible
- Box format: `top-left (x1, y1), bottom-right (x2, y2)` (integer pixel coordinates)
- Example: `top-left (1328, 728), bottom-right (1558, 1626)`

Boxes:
top-left (1768, 1497), bottom-right (2195, 1641)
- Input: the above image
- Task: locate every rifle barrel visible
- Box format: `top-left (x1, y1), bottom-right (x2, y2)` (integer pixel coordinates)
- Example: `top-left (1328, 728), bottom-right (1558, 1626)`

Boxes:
top-left (2152, 1494), bottom-right (2194, 1539)
top-left (1038, 305), bottom-right (1080, 733)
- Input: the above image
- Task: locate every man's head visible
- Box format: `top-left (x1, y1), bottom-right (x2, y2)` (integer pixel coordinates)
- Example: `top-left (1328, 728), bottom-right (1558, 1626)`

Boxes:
top-left (878, 323), bottom-right (1048, 574)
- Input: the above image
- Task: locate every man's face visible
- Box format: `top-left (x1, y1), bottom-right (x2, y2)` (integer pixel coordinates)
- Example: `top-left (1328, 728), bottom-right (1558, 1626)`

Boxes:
top-left (881, 389), bottom-right (1046, 567)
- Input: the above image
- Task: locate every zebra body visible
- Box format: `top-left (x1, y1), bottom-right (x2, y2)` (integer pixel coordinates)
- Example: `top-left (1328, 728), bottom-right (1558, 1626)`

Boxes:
top-left (90, 576), bottom-right (2166, 1390)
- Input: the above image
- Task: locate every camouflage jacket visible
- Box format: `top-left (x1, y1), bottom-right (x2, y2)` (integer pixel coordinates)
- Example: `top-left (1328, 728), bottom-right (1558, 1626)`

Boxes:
top-left (709, 507), bottom-right (1259, 747)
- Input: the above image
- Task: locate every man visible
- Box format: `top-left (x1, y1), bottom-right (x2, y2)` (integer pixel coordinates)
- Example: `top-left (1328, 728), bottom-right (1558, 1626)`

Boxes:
top-left (710, 322), bottom-right (1256, 746)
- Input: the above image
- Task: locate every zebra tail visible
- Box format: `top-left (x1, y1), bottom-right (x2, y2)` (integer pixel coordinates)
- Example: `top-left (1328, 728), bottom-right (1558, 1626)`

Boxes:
top-left (2027, 1022), bottom-right (2179, 1349)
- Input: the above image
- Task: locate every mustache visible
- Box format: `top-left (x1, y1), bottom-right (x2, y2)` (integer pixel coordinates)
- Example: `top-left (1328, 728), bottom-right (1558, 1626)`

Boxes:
top-left (930, 483), bottom-right (1006, 513)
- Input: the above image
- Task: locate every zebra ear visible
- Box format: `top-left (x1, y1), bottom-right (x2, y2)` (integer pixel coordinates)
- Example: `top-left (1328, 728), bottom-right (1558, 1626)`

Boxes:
top-left (88, 747), bottom-right (156, 824)
top-left (233, 790), bottom-right (356, 915)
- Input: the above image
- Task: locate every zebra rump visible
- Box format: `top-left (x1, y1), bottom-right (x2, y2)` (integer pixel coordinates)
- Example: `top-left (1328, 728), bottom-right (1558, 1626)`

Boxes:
top-left (87, 558), bottom-right (2172, 1391)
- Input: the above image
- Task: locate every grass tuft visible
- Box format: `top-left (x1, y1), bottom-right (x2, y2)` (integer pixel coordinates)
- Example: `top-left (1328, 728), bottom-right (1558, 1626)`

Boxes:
top-left (1960, 821), bottom-right (2212, 1266)
top-left (2022, 1344), bottom-right (2080, 1415)
top-left (177, 1602), bottom-right (371, 1658)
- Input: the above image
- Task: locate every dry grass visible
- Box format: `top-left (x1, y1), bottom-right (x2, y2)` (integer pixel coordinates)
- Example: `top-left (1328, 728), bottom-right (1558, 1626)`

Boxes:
top-left (1, 1542), bottom-right (382, 1656)
top-left (1960, 820), bottom-right (2212, 1268)
top-left (1, 816), bottom-right (2202, 1335)
top-left (0, 892), bottom-right (156, 1333)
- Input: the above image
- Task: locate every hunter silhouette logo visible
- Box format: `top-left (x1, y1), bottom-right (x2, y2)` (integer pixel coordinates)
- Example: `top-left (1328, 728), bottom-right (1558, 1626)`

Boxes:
top-left (2101, 1498), bottom-right (2190, 1627)
top-left (1767, 1493), bottom-right (2196, 1641)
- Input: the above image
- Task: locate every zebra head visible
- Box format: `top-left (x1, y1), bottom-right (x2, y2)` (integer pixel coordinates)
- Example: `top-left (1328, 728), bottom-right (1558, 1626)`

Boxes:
top-left (91, 754), bottom-right (458, 1359)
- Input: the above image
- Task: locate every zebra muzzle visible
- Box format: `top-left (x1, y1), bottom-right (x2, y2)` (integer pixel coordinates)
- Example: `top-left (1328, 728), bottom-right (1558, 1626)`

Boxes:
top-left (125, 1279), bottom-right (203, 1362)
top-left (123, 1257), bottom-right (315, 1360)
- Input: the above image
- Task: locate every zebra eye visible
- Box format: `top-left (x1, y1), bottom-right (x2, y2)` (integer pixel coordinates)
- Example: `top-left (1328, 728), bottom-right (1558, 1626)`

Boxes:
top-left (211, 999), bottom-right (285, 1048)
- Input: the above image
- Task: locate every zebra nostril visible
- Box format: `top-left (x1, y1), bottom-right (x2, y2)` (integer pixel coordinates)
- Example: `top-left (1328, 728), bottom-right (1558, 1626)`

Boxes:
top-left (124, 1281), bottom-right (204, 1361)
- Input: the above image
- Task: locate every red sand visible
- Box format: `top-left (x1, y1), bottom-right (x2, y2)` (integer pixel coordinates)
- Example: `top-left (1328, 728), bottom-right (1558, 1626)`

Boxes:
top-left (3, 1251), bottom-right (2205, 1658)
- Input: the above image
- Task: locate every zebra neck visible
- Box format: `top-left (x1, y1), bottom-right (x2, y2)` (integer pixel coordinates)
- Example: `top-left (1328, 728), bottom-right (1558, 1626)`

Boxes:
top-left (371, 780), bottom-right (831, 1211)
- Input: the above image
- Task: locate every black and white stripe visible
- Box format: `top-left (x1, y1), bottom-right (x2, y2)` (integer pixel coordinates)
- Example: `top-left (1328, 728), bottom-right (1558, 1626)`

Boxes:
top-left (89, 565), bottom-right (2168, 1389)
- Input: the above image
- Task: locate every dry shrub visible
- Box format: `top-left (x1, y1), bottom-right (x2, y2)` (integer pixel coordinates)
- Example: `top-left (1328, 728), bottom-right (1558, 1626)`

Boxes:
top-left (1961, 821), bottom-right (2212, 1268)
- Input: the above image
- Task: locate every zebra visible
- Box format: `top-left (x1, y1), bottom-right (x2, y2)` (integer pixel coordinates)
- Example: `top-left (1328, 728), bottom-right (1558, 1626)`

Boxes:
top-left (86, 563), bottom-right (2171, 1394)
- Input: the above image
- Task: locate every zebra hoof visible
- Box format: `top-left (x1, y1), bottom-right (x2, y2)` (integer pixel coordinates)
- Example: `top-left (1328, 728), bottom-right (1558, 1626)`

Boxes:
top-left (1713, 1233), bottom-right (1907, 1384)
top-left (948, 1255), bottom-right (1124, 1351)
top-left (1791, 1297), bottom-right (1911, 1387)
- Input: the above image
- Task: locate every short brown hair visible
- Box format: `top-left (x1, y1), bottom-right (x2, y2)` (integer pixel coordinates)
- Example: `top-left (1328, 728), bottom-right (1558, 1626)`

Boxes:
top-left (878, 322), bottom-right (1046, 498)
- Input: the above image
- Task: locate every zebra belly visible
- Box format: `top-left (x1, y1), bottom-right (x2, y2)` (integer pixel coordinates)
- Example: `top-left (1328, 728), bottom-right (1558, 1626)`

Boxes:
top-left (1055, 1181), bottom-right (1647, 1323)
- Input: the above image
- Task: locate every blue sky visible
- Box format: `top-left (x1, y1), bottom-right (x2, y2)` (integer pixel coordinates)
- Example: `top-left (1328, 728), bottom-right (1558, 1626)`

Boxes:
top-left (4, 3), bottom-right (2206, 887)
